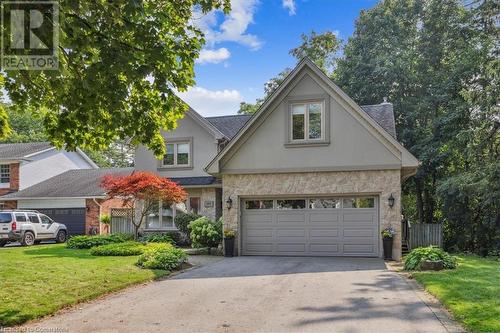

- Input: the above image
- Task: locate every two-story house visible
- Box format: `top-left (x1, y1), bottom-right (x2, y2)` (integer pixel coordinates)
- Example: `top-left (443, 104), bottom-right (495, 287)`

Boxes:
top-left (136, 59), bottom-right (419, 260)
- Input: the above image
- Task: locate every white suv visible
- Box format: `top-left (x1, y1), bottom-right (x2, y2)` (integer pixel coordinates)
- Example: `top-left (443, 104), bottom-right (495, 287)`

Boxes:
top-left (0, 210), bottom-right (68, 247)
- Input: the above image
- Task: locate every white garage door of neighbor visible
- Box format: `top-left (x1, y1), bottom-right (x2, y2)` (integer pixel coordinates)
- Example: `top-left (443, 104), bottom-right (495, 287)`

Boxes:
top-left (241, 196), bottom-right (379, 257)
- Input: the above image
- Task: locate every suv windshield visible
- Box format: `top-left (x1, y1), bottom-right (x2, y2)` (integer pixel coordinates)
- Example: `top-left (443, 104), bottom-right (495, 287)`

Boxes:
top-left (0, 213), bottom-right (12, 223)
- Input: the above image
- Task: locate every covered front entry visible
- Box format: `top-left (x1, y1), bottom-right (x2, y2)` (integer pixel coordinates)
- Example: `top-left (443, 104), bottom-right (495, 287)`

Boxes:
top-left (241, 196), bottom-right (379, 257)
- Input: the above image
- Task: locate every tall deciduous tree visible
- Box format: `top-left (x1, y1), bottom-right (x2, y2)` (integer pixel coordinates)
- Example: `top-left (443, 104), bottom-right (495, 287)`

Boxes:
top-left (0, 1), bottom-right (230, 156)
top-left (102, 171), bottom-right (187, 239)
top-left (239, 30), bottom-right (340, 114)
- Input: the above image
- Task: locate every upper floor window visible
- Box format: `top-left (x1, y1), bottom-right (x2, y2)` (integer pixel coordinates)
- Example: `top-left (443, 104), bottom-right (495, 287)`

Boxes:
top-left (162, 142), bottom-right (191, 168)
top-left (0, 165), bottom-right (10, 183)
top-left (291, 101), bottom-right (324, 142)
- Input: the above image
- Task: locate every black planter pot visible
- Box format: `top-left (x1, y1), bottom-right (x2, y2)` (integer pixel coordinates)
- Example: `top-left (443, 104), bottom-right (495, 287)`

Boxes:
top-left (383, 237), bottom-right (393, 260)
top-left (224, 237), bottom-right (235, 257)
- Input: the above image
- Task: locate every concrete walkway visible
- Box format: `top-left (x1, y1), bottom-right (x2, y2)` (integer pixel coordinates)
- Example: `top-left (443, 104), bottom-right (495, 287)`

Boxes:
top-left (25, 257), bottom-right (450, 333)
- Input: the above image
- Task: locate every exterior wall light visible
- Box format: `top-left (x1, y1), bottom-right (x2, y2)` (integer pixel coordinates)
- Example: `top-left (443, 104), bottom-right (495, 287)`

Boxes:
top-left (226, 196), bottom-right (233, 210)
top-left (388, 193), bottom-right (395, 208)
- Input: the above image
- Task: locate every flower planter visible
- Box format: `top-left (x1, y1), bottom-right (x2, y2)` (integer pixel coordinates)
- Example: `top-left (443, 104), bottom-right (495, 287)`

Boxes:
top-left (383, 237), bottom-right (393, 260)
top-left (224, 237), bottom-right (235, 257)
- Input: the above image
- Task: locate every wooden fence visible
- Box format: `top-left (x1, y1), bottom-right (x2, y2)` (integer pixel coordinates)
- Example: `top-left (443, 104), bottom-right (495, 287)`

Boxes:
top-left (110, 208), bottom-right (134, 234)
top-left (408, 223), bottom-right (443, 250)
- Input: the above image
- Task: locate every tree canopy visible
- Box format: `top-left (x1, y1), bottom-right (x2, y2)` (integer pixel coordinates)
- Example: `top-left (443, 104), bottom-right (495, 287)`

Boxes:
top-left (0, 0), bottom-right (231, 157)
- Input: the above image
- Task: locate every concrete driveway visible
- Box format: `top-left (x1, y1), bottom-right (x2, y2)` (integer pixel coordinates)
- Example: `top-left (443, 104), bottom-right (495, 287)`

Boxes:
top-left (25, 257), bottom-right (449, 333)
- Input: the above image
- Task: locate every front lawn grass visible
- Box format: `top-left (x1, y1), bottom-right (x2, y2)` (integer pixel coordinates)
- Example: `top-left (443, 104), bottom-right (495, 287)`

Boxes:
top-left (412, 255), bottom-right (499, 333)
top-left (0, 244), bottom-right (169, 326)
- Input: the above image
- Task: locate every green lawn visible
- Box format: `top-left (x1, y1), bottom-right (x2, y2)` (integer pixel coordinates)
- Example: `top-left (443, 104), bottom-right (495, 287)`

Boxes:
top-left (0, 244), bottom-right (168, 326)
top-left (412, 255), bottom-right (500, 333)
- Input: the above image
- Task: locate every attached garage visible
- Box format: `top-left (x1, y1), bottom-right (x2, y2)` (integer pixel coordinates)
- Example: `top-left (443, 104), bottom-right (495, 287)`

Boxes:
top-left (36, 208), bottom-right (86, 236)
top-left (241, 196), bottom-right (379, 257)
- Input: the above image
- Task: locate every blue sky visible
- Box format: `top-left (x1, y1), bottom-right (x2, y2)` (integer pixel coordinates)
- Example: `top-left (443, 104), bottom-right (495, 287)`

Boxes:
top-left (178, 0), bottom-right (379, 117)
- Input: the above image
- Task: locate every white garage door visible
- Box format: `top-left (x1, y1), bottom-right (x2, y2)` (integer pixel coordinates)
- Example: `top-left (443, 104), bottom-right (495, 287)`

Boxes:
top-left (241, 196), bottom-right (379, 257)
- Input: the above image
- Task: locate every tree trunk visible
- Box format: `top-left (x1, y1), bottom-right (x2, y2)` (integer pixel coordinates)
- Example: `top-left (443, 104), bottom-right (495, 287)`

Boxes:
top-left (415, 178), bottom-right (424, 224)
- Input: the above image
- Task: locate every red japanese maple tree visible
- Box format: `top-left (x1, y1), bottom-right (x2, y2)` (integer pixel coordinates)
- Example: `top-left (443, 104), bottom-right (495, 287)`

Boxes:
top-left (101, 171), bottom-right (187, 239)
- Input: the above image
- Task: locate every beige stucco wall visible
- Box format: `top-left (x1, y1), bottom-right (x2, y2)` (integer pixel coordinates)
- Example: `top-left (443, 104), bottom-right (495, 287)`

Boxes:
top-left (222, 170), bottom-right (402, 260)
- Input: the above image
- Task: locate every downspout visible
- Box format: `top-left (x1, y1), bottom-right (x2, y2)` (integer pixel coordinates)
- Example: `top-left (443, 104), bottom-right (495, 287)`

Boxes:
top-left (93, 198), bottom-right (103, 234)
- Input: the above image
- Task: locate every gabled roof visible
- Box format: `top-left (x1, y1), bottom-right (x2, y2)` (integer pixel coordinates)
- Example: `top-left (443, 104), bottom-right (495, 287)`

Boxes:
top-left (205, 58), bottom-right (419, 175)
top-left (0, 168), bottom-right (133, 199)
top-left (205, 115), bottom-right (252, 139)
top-left (0, 142), bottom-right (53, 160)
top-left (185, 108), bottom-right (226, 140)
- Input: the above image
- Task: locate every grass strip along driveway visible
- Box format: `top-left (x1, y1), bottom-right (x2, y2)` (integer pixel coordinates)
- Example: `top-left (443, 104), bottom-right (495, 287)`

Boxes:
top-left (0, 244), bottom-right (168, 326)
top-left (412, 255), bottom-right (499, 333)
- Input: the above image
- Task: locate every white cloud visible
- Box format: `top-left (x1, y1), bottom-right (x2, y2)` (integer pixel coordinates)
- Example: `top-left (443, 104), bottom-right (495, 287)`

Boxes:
top-left (196, 48), bottom-right (231, 64)
top-left (192, 0), bottom-right (262, 51)
top-left (177, 86), bottom-right (243, 116)
top-left (282, 0), bottom-right (296, 15)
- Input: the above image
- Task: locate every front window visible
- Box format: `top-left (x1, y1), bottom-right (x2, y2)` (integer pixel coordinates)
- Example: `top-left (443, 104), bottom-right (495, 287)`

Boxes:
top-left (161, 142), bottom-right (191, 167)
top-left (291, 101), bottom-right (324, 141)
top-left (146, 200), bottom-right (187, 230)
top-left (0, 165), bottom-right (10, 183)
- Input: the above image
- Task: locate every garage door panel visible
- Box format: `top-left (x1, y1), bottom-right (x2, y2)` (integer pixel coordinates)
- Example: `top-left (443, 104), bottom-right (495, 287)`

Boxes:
top-left (37, 208), bottom-right (86, 235)
top-left (343, 212), bottom-right (375, 222)
top-left (309, 212), bottom-right (339, 223)
top-left (343, 228), bottom-right (374, 237)
top-left (276, 212), bottom-right (305, 224)
top-left (242, 197), bottom-right (378, 257)
top-left (276, 243), bottom-right (306, 253)
top-left (310, 244), bottom-right (340, 253)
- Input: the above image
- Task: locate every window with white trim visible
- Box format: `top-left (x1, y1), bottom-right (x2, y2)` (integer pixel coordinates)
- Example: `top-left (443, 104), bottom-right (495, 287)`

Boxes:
top-left (0, 165), bottom-right (10, 183)
top-left (146, 200), bottom-right (187, 230)
top-left (162, 142), bottom-right (191, 167)
top-left (291, 101), bottom-right (324, 141)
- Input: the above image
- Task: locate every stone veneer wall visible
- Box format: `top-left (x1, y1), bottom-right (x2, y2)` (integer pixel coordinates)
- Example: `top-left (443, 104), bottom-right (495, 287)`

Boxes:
top-left (222, 170), bottom-right (402, 260)
top-left (186, 187), bottom-right (217, 220)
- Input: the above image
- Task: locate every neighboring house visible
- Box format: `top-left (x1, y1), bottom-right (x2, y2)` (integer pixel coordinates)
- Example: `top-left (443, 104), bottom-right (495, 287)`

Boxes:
top-left (0, 168), bottom-right (133, 235)
top-left (0, 142), bottom-right (98, 209)
top-left (137, 58), bottom-right (419, 260)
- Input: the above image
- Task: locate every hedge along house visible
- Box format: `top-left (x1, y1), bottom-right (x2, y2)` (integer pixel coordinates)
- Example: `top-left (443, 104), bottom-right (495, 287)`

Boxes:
top-left (206, 59), bottom-right (419, 260)
top-left (0, 168), bottom-right (133, 235)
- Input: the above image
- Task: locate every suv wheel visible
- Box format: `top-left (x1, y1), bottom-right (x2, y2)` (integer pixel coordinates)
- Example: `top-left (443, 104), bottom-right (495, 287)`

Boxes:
top-left (21, 232), bottom-right (35, 246)
top-left (55, 230), bottom-right (67, 243)
top-left (0, 240), bottom-right (7, 247)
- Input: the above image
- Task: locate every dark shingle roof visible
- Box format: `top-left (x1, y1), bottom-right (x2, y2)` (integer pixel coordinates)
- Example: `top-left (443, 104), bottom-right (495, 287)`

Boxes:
top-left (170, 176), bottom-right (220, 186)
top-left (360, 103), bottom-right (397, 139)
top-left (205, 115), bottom-right (252, 139)
top-left (1, 168), bottom-right (133, 199)
top-left (0, 142), bottom-right (53, 160)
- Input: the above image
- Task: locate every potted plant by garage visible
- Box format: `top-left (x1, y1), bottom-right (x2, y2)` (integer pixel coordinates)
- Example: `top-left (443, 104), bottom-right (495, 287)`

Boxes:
top-left (223, 229), bottom-right (236, 257)
top-left (381, 227), bottom-right (396, 260)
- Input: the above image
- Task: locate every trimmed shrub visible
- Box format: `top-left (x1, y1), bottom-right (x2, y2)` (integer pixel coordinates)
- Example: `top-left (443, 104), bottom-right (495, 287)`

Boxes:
top-left (139, 233), bottom-right (175, 245)
top-left (67, 234), bottom-right (133, 249)
top-left (188, 217), bottom-right (222, 248)
top-left (90, 241), bottom-right (145, 256)
top-left (404, 246), bottom-right (457, 270)
top-left (136, 243), bottom-right (187, 270)
top-left (174, 212), bottom-right (201, 234)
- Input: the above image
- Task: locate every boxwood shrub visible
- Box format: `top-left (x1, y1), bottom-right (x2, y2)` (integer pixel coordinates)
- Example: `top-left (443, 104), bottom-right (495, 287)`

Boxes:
top-left (136, 243), bottom-right (187, 270)
top-left (404, 246), bottom-right (457, 270)
top-left (67, 233), bottom-right (133, 249)
top-left (90, 241), bottom-right (146, 256)
top-left (138, 233), bottom-right (175, 245)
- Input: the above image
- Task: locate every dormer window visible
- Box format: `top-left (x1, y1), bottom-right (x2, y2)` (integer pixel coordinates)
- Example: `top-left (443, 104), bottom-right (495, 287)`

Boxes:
top-left (159, 139), bottom-right (193, 169)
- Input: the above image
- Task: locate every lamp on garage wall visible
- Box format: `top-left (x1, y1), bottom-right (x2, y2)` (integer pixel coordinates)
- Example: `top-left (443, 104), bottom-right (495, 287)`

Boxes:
top-left (226, 197), bottom-right (233, 210)
top-left (388, 194), bottom-right (395, 208)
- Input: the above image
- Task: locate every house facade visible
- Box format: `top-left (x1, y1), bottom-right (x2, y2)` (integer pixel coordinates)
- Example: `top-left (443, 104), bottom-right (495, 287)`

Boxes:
top-left (139, 59), bottom-right (419, 260)
top-left (0, 142), bottom-right (98, 209)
